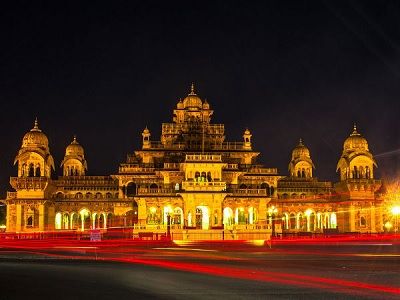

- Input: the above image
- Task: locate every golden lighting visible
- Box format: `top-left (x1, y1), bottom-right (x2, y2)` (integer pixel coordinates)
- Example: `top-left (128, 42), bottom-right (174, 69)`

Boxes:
top-left (391, 206), bottom-right (400, 216)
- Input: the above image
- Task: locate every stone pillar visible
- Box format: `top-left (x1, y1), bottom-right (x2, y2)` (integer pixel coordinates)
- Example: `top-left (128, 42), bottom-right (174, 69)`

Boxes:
top-left (6, 204), bottom-right (10, 230)
top-left (39, 204), bottom-right (45, 231)
top-left (258, 198), bottom-right (267, 224)
top-left (47, 204), bottom-right (55, 231)
top-left (349, 204), bottom-right (356, 232)
top-left (137, 198), bottom-right (147, 225)
top-left (370, 204), bottom-right (376, 233)
top-left (16, 204), bottom-right (23, 232)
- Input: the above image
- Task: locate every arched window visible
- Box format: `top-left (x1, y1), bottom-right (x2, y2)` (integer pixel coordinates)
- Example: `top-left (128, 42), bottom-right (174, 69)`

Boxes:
top-left (366, 166), bottom-right (370, 179)
top-left (194, 172), bottom-right (200, 181)
top-left (95, 192), bottom-right (102, 199)
top-left (297, 170), bottom-right (301, 177)
top-left (360, 216), bottom-right (366, 227)
top-left (28, 163), bottom-right (35, 177)
top-left (106, 192), bottom-right (112, 198)
top-left (126, 182), bottom-right (137, 197)
top-left (150, 183), bottom-right (158, 189)
top-left (240, 184), bottom-right (247, 189)
top-left (75, 192), bottom-right (83, 199)
top-left (290, 213), bottom-right (296, 229)
top-left (301, 169), bottom-right (305, 178)
top-left (35, 165), bottom-right (41, 177)
top-left (85, 192), bottom-right (92, 199)
top-left (207, 171), bottom-right (212, 182)
top-left (27, 216), bottom-right (33, 227)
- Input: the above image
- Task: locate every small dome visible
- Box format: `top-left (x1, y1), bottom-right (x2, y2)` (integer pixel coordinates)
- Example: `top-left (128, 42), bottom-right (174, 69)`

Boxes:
top-left (65, 136), bottom-right (84, 157)
top-left (183, 83), bottom-right (202, 108)
top-left (143, 126), bottom-right (150, 134)
top-left (202, 100), bottom-right (210, 109)
top-left (244, 128), bottom-right (251, 135)
top-left (177, 99), bottom-right (184, 109)
top-left (292, 138), bottom-right (310, 160)
top-left (343, 125), bottom-right (369, 152)
top-left (22, 119), bottom-right (49, 149)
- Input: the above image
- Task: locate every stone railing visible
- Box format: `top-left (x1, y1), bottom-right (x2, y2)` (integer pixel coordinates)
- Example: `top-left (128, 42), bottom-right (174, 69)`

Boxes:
top-left (6, 191), bottom-right (17, 199)
top-left (137, 188), bottom-right (176, 195)
top-left (182, 181), bottom-right (226, 192)
top-left (10, 177), bottom-right (49, 190)
top-left (228, 188), bottom-right (267, 195)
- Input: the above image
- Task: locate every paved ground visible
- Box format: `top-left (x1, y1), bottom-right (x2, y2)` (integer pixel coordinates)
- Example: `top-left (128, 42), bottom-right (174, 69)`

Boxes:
top-left (0, 237), bottom-right (399, 299)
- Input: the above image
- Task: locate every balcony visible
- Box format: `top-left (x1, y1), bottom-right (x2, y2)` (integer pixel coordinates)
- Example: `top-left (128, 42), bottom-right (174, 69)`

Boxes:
top-left (182, 181), bottom-right (226, 192)
top-left (10, 177), bottom-right (49, 190)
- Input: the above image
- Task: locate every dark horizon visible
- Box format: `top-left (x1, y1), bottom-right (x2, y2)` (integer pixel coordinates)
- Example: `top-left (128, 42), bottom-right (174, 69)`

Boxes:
top-left (1, 1), bottom-right (400, 196)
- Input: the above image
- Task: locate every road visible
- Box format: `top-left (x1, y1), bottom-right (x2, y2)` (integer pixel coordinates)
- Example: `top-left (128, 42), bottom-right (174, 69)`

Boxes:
top-left (0, 237), bottom-right (399, 299)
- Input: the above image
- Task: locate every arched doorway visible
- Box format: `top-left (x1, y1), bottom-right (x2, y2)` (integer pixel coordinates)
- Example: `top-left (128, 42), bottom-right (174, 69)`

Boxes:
top-left (55, 212), bottom-right (62, 229)
top-left (79, 209), bottom-right (91, 231)
top-left (196, 206), bottom-right (209, 229)
top-left (235, 207), bottom-right (246, 224)
top-left (223, 207), bottom-right (234, 228)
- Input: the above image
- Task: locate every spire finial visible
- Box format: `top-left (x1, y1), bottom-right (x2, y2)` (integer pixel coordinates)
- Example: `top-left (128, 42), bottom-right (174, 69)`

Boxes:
top-left (34, 117), bottom-right (39, 129)
top-left (351, 122), bottom-right (360, 136)
top-left (73, 135), bottom-right (77, 142)
top-left (299, 138), bottom-right (303, 146)
top-left (190, 82), bottom-right (195, 95)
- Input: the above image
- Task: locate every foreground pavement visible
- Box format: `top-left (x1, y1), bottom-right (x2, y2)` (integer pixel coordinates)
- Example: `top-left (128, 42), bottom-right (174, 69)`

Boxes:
top-left (0, 236), bottom-right (399, 299)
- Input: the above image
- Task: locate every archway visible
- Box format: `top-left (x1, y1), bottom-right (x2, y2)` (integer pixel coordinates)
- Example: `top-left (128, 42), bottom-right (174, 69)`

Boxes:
top-left (235, 207), bottom-right (246, 225)
top-left (223, 207), bottom-right (234, 228)
top-left (126, 182), bottom-right (137, 197)
top-left (79, 208), bottom-right (91, 231)
top-left (55, 212), bottom-right (62, 230)
top-left (62, 213), bottom-right (69, 229)
top-left (196, 206), bottom-right (209, 229)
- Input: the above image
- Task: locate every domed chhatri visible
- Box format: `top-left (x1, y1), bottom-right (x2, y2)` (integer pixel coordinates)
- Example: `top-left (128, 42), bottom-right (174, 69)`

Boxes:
top-left (291, 138), bottom-right (311, 160)
top-left (65, 136), bottom-right (84, 157)
top-left (61, 136), bottom-right (87, 176)
top-left (183, 83), bottom-right (203, 109)
top-left (21, 118), bottom-right (49, 149)
top-left (343, 124), bottom-right (369, 152)
top-left (14, 118), bottom-right (55, 178)
top-left (289, 138), bottom-right (315, 178)
top-left (337, 124), bottom-right (377, 181)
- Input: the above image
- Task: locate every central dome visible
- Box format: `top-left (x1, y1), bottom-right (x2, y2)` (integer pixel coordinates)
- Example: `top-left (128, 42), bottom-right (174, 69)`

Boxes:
top-left (22, 119), bottom-right (49, 149)
top-left (343, 125), bottom-right (369, 152)
top-left (183, 83), bottom-right (202, 108)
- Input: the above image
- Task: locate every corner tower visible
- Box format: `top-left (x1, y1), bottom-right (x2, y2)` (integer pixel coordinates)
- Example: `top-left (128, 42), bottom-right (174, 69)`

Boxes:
top-left (14, 119), bottom-right (55, 178)
top-left (336, 124), bottom-right (377, 180)
top-left (335, 124), bottom-right (382, 233)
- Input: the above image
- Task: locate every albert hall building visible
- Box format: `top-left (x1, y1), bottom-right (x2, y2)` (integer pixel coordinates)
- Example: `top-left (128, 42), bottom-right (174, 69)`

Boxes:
top-left (3, 85), bottom-right (387, 239)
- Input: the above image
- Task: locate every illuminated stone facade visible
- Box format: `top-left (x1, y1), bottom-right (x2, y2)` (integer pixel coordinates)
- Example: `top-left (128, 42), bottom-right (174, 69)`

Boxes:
top-left (4, 86), bottom-right (386, 237)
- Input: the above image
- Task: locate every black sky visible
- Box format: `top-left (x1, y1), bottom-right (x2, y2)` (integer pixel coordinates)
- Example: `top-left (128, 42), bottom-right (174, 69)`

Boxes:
top-left (1, 0), bottom-right (400, 195)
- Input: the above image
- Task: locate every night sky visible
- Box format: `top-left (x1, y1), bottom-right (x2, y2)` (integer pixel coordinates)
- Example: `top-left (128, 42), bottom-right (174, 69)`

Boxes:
top-left (1, 1), bottom-right (400, 195)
